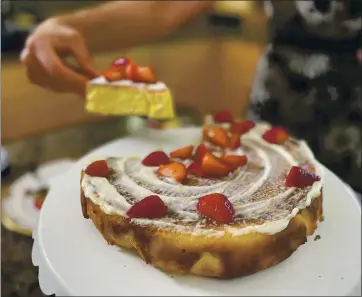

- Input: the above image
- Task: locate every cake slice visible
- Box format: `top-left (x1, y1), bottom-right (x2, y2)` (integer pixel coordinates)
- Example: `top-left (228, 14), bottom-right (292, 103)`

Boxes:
top-left (85, 57), bottom-right (175, 120)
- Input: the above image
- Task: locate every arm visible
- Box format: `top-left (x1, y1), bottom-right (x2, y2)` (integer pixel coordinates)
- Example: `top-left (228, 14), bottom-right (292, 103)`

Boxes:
top-left (59, 1), bottom-right (214, 52)
top-left (21, 1), bottom-right (214, 95)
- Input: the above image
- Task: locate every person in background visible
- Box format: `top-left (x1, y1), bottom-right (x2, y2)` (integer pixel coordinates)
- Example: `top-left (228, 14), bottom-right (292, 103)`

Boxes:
top-left (21, 1), bottom-right (361, 193)
top-left (249, 1), bottom-right (361, 194)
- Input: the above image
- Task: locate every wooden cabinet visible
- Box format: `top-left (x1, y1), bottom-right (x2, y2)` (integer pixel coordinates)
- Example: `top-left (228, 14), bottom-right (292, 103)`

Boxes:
top-left (1, 59), bottom-right (104, 143)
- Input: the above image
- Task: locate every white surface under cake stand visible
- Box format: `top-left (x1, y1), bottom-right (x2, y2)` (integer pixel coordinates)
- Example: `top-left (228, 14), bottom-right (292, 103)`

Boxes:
top-left (32, 127), bottom-right (361, 296)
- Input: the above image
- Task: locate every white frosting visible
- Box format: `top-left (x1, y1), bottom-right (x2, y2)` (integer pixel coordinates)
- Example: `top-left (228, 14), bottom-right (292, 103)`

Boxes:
top-left (81, 124), bottom-right (324, 237)
top-left (90, 76), bottom-right (166, 91)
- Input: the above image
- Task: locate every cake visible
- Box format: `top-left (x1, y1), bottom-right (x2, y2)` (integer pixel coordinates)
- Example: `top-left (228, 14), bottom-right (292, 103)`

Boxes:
top-left (85, 57), bottom-right (175, 120)
top-left (80, 111), bottom-right (324, 278)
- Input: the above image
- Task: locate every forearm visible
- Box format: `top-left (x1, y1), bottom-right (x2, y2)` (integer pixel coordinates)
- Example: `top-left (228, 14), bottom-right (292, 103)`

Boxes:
top-left (56, 1), bottom-right (214, 53)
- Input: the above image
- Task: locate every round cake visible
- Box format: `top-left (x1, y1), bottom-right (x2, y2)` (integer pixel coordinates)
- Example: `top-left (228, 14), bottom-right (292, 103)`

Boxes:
top-left (80, 114), bottom-right (323, 279)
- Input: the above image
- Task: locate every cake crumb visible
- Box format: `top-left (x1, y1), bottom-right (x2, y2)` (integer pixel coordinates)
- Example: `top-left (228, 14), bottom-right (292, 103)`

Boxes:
top-left (314, 235), bottom-right (321, 241)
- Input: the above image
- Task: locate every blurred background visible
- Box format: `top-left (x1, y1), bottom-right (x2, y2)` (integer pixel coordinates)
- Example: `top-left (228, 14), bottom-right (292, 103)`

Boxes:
top-left (1, 1), bottom-right (268, 295)
top-left (2, 0), bottom-right (267, 144)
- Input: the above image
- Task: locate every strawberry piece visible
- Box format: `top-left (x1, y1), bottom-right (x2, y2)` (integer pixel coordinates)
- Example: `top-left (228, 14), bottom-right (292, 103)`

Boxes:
top-left (146, 120), bottom-right (162, 130)
top-left (201, 152), bottom-right (231, 177)
top-left (104, 69), bottom-right (123, 82)
top-left (221, 155), bottom-right (247, 170)
top-left (157, 162), bottom-right (187, 183)
top-left (126, 195), bottom-right (167, 219)
top-left (263, 127), bottom-right (289, 144)
top-left (197, 193), bottom-right (235, 224)
top-left (194, 144), bottom-right (209, 164)
top-left (34, 198), bottom-right (44, 210)
top-left (124, 63), bottom-right (139, 81)
top-left (85, 160), bottom-right (109, 178)
top-left (230, 120), bottom-right (256, 135)
top-left (213, 110), bottom-right (234, 123)
top-left (134, 66), bottom-right (157, 84)
top-left (203, 126), bottom-right (229, 148)
top-left (187, 162), bottom-right (206, 177)
top-left (285, 166), bottom-right (320, 188)
top-left (112, 57), bottom-right (132, 69)
top-left (170, 145), bottom-right (194, 160)
top-left (142, 151), bottom-right (170, 167)
top-left (229, 133), bottom-right (241, 150)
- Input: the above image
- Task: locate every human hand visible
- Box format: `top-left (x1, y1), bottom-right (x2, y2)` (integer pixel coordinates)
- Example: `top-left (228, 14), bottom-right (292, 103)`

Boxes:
top-left (21, 18), bottom-right (99, 96)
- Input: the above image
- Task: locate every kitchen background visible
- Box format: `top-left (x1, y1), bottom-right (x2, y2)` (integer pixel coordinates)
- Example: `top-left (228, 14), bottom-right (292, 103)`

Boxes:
top-left (1, 1), bottom-right (268, 296)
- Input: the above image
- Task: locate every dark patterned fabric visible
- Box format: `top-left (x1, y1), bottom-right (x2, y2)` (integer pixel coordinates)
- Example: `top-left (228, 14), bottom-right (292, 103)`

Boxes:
top-left (249, 1), bottom-right (362, 192)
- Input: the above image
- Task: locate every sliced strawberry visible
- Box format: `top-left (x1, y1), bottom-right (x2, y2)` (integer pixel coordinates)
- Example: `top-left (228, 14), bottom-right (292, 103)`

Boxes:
top-left (124, 63), bottom-right (139, 81)
top-left (34, 198), bottom-right (44, 210)
top-left (194, 144), bottom-right (209, 164)
top-left (104, 69), bottom-right (123, 82)
top-left (134, 66), bottom-right (157, 84)
top-left (197, 193), bottom-right (235, 224)
top-left (285, 166), bottom-right (320, 188)
top-left (230, 120), bottom-right (256, 135)
top-left (85, 160), bottom-right (109, 178)
top-left (157, 162), bottom-right (187, 183)
top-left (146, 120), bottom-right (162, 130)
top-left (263, 127), bottom-right (289, 144)
top-left (203, 126), bottom-right (229, 148)
top-left (112, 57), bottom-right (133, 69)
top-left (142, 151), bottom-right (170, 167)
top-left (170, 145), bottom-right (194, 160)
top-left (221, 155), bottom-right (248, 170)
top-left (213, 110), bottom-right (234, 123)
top-left (201, 152), bottom-right (231, 177)
top-left (229, 133), bottom-right (241, 150)
top-left (187, 162), bottom-right (206, 177)
top-left (126, 195), bottom-right (167, 219)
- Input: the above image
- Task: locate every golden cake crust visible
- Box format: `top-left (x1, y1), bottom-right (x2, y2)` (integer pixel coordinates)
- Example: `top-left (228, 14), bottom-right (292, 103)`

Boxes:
top-left (80, 171), bottom-right (323, 279)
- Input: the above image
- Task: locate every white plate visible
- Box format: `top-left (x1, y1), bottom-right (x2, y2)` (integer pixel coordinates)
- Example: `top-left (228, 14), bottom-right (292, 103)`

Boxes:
top-left (36, 127), bottom-right (361, 296)
top-left (2, 159), bottom-right (75, 232)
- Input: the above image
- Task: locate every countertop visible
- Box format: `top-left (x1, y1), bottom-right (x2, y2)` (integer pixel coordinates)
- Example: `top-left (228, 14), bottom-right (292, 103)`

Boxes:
top-left (1, 226), bottom-right (45, 296)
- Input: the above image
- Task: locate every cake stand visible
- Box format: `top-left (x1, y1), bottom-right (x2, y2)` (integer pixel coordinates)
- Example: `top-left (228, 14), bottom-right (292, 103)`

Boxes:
top-left (32, 127), bottom-right (361, 296)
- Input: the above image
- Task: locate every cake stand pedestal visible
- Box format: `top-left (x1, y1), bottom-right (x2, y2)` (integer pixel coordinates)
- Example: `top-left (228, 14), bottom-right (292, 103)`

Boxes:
top-left (32, 229), bottom-right (69, 296)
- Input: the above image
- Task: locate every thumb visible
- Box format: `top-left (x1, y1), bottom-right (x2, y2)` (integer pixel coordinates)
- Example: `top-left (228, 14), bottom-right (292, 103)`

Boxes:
top-left (70, 40), bottom-right (100, 78)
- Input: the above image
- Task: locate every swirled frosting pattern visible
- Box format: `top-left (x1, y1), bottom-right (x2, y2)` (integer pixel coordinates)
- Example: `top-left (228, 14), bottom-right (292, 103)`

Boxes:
top-left (82, 123), bottom-right (323, 237)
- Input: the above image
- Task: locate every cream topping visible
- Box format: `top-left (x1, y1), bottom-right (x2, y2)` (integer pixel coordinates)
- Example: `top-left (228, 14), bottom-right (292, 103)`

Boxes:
top-left (90, 76), bottom-right (166, 91)
top-left (81, 123), bottom-right (324, 237)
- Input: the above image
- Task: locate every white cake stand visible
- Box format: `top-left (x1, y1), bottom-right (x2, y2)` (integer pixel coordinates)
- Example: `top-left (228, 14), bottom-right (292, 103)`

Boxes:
top-left (32, 127), bottom-right (361, 296)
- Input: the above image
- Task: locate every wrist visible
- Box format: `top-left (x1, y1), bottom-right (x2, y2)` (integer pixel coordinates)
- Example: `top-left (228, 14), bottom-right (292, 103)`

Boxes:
top-left (54, 12), bottom-right (96, 49)
top-left (54, 13), bottom-right (82, 31)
